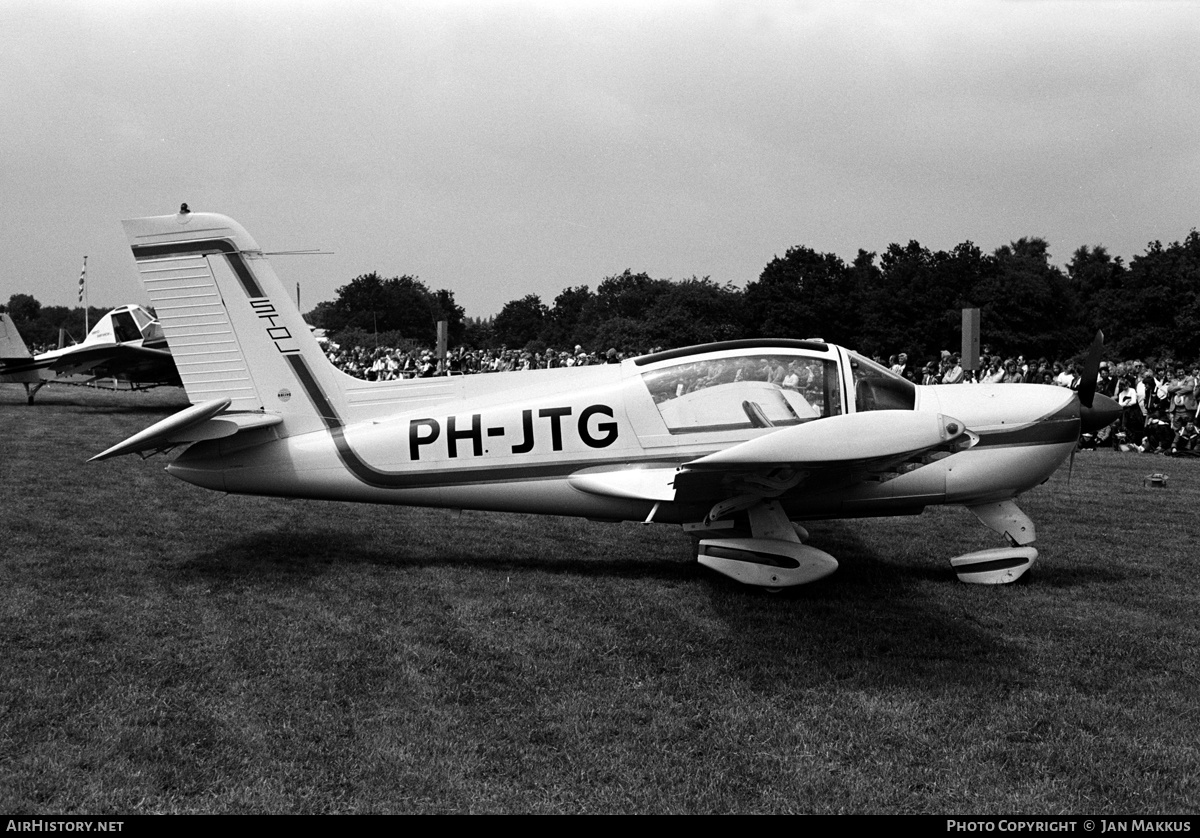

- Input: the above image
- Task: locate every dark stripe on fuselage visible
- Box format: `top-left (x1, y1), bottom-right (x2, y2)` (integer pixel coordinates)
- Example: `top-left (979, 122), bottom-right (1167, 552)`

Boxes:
top-left (284, 354), bottom-right (341, 429)
top-left (132, 239), bottom-right (264, 298)
top-left (283, 353), bottom-right (443, 490)
top-left (971, 418), bottom-right (1080, 448)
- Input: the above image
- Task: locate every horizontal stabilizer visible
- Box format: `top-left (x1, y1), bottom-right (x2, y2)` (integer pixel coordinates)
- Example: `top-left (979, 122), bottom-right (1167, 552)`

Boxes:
top-left (685, 410), bottom-right (970, 470)
top-left (89, 399), bottom-right (283, 461)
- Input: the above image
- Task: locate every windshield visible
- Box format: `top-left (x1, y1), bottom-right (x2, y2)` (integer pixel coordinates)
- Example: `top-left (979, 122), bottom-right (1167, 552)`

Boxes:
top-left (848, 351), bottom-right (917, 412)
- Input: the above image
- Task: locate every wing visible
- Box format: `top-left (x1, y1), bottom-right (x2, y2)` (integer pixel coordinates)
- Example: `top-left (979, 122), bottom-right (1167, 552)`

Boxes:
top-left (674, 410), bottom-right (972, 508)
top-left (40, 342), bottom-right (180, 386)
top-left (569, 411), bottom-right (973, 510)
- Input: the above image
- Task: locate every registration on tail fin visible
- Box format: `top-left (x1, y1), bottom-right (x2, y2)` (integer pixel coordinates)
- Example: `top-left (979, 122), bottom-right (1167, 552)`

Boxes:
top-left (122, 209), bottom-right (347, 438)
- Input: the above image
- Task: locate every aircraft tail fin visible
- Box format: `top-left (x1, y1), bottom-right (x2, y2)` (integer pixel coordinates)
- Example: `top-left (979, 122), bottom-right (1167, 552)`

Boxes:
top-left (0, 313), bottom-right (34, 361)
top-left (122, 209), bottom-right (348, 437)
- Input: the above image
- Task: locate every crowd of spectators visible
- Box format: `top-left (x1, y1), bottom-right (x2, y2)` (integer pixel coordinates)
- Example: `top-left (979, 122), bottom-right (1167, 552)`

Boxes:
top-left (319, 339), bottom-right (1199, 458)
top-left (320, 341), bottom-right (627, 380)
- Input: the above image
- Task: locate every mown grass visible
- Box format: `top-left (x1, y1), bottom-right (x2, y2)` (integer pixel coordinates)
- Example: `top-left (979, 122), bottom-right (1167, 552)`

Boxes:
top-left (2, 385), bottom-right (1198, 813)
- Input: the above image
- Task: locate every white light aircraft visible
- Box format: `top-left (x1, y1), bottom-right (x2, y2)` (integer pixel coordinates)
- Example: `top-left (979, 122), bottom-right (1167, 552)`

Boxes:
top-left (94, 210), bottom-right (1120, 589)
top-left (1, 304), bottom-right (180, 403)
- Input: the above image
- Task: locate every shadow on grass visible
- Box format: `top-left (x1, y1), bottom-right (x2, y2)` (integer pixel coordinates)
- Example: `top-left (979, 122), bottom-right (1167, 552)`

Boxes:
top-left (175, 524), bottom-right (698, 585)
top-left (174, 514), bottom-right (1027, 694)
top-left (691, 520), bottom-right (1033, 693)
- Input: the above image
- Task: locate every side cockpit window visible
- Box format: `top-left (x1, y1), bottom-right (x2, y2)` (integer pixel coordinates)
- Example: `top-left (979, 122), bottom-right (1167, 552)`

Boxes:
top-left (641, 354), bottom-right (842, 434)
top-left (848, 351), bottom-right (916, 412)
top-left (110, 312), bottom-right (142, 343)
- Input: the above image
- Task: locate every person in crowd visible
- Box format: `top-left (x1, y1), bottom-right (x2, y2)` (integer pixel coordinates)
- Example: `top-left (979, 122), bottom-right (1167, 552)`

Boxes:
top-left (1054, 362), bottom-right (1077, 388)
top-left (941, 355), bottom-right (964, 384)
top-left (1139, 367), bottom-right (1171, 418)
top-left (1002, 358), bottom-right (1024, 383)
top-left (1114, 375), bottom-right (1143, 441)
top-left (1142, 408), bottom-right (1174, 453)
top-left (1167, 366), bottom-right (1198, 430)
top-left (1170, 419), bottom-right (1199, 456)
top-left (1095, 361), bottom-right (1115, 398)
top-left (981, 356), bottom-right (1005, 383)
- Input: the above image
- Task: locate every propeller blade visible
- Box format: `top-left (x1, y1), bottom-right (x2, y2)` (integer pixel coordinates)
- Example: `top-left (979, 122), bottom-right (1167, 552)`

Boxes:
top-left (1074, 329), bottom-right (1120, 441)
top-left (1077, 330), bottom-right (1104, 409)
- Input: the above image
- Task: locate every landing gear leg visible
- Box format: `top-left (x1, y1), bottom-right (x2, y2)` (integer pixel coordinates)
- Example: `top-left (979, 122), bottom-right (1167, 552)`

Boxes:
top-left (695, 500), bottom-right (838, 588)
top-left (950, 500), bottom-right (1038, 584)
top-left (22, 381), bottom-right (47, 405)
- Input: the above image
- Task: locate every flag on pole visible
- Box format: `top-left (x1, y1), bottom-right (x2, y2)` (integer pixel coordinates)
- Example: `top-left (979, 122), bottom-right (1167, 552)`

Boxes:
top-left (78, 256), bottom-right (87, 303)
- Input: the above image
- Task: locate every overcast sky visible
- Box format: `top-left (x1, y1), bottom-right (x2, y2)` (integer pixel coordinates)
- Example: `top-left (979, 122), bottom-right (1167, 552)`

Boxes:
top-left (2, 0), bottom-right (1198, 321)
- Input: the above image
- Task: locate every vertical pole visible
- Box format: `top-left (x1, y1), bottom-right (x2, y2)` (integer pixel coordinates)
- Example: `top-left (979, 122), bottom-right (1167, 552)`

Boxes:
top-left (437, 320), bottom-right (448, 376)
top-left (79, 255), bottom-right (89, 334)
top-left (962, 308), bottom-right (980, 374)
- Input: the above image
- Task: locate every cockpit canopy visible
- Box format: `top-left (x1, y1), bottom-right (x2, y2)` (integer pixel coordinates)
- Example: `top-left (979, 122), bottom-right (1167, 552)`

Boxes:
top-left (634, 342), bottom-right (915, 437)
top-left (641, 352), bottom-right (842, 434)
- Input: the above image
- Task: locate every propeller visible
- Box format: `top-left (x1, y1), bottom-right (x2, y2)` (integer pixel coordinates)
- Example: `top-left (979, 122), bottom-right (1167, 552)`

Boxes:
top-left (1068, 330), bottom-right (1122, 486)
top-left (1076, 330), bottom-right (1122, 435)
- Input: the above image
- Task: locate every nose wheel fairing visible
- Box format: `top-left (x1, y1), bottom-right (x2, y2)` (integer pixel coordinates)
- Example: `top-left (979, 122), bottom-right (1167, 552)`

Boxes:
top-left (950, 546), bottom-right (1038, 584)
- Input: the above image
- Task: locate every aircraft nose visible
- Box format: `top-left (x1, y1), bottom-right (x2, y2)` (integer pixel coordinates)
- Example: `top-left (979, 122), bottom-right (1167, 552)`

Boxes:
top-left (1080, 393), bottom-right (1121, 435)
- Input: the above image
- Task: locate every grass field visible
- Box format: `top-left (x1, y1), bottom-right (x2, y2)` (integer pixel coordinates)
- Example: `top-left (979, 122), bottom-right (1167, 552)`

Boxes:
top-left (2, 384), bottom-right (1198, 814)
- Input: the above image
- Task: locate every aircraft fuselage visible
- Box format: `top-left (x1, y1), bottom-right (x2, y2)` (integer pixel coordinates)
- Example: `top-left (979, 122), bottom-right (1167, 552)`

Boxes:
top-left (165, 344), bottom-right (1079, 528)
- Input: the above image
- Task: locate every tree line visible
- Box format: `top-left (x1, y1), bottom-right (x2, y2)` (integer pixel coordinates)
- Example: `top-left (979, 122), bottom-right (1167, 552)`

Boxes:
top-left (0, 295), bottom-right (110, 350)
top-left (306, 231), bottom-right (1200, 364)
top-left (6, 230), bottom-right (1199, 363)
